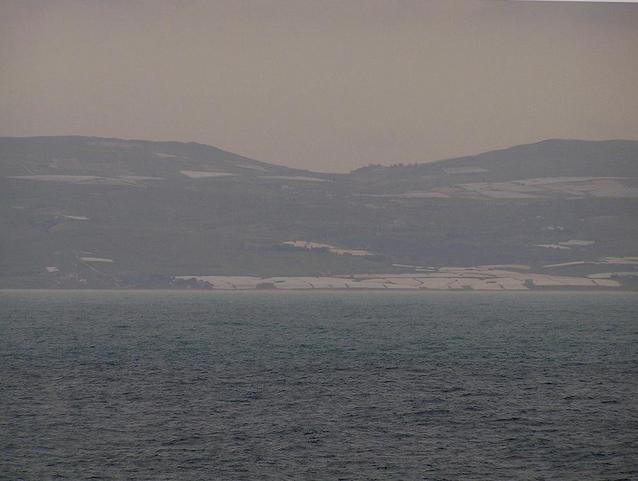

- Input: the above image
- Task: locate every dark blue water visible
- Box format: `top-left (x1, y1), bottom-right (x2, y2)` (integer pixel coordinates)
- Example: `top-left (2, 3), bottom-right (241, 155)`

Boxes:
top-left (1, 290), bottom-right (637, 480)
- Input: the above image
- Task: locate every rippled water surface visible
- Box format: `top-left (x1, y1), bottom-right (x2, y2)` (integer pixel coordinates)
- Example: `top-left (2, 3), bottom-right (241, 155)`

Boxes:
top-left (1, 290), bottom-right (637, 480)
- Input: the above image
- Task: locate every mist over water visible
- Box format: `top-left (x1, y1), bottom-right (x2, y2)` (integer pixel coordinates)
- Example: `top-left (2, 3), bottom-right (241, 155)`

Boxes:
top-left (1, 290), bottom-right (637, 480)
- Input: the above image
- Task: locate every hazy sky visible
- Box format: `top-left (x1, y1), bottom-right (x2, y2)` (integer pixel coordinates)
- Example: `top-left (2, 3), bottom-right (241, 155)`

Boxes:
top-left (2, 0), bottom-right (637, 172)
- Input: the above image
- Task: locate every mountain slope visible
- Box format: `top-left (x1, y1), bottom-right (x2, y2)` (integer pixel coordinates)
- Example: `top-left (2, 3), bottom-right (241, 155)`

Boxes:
top-left (0, 136), bottom-right (332, 178)
top-left (1, 136), bottom-right (637, 288)
top-left (350, 139), bottom-right (638, 192)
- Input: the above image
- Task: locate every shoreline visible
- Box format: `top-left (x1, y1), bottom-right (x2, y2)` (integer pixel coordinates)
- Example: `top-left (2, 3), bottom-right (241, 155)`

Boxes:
top-left (1, 287), bottom-right (636, 293)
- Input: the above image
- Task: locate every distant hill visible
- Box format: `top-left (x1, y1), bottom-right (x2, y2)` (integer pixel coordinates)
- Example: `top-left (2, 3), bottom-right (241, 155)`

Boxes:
top-left (0, 136), bottom-right (328, 178)
top-left (1, 136), bottom-right (637, 288)
top-left (350, 139), bottom-right (638, 191)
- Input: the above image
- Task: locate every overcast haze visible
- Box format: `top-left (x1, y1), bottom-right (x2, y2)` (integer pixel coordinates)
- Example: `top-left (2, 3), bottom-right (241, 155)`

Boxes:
top-left (2, 0), bottom-right (637, 172)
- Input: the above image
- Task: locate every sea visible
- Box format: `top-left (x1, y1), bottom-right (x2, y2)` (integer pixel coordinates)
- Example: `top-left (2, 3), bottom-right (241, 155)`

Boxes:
top-left (1, 290), bottom-right (637, 480)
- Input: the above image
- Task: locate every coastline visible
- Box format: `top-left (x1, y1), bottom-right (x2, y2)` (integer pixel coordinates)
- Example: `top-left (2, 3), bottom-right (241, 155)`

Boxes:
top-left (1, 287), bottom-right (636, 293)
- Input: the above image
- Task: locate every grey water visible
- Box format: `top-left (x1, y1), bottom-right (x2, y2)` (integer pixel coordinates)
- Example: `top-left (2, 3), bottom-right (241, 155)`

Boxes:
top-left (1, 290), bottom-right (637, 481)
